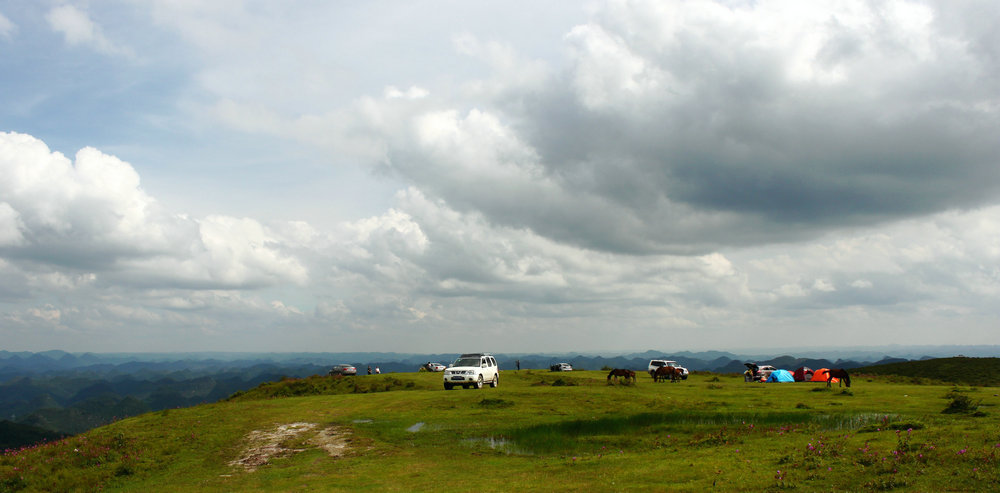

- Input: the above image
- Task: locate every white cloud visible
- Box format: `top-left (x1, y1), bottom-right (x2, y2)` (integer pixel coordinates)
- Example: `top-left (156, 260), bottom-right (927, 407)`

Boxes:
top-left (0, 202), bottom-right (24, 246)
top-left (384, 86), bottom-right (429, 100)
top-left (0, 11), bottom-right (15, 39)
top-left (565, 22), bottom-right (670, 110)
top-left (0, 132), bottom-right (305, 290)
top-left (3, 1), bottom-right (1000, 352)
top-left (45, 5), bottom-right (134, 57)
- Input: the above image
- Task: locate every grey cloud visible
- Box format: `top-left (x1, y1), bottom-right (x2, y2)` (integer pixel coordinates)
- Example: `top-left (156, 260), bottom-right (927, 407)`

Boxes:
top-left (377, 1), bottom-right (1000, 255)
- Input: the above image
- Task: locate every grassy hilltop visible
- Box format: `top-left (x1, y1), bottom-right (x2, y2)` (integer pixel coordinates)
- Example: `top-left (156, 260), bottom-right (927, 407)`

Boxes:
top-left (855, 356), bottom-right (1000, 387)
top-left (2, 367), bottom-right (999, 492)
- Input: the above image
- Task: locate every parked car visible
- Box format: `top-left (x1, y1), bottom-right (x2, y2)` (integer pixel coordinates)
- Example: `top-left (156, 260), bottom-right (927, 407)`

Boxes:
top-left (328, 364), bottom-right (357, 376)
top-left (443, 353), bottom-right (499, 390)
top-left (744, 363), bottom-right (777, 381)
top-left (647, 359), bottom-right (689, 379)
top-left (550, 363), bottom-right (573, 371)
top-left (423, 362), bottom-right (446, 372)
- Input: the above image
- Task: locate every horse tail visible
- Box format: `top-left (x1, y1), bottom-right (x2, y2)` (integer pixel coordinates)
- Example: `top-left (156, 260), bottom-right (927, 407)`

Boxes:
top-left (607, 369), bottom-right (614, 381)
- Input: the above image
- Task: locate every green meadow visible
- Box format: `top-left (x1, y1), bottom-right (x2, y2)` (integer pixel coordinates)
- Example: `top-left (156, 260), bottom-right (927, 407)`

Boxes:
top-left (2, 369), bottom-right (999, 492)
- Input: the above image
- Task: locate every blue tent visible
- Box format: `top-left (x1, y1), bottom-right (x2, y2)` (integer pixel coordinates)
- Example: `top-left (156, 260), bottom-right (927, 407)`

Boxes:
top-left (766, 369), bottom-right (795, 383)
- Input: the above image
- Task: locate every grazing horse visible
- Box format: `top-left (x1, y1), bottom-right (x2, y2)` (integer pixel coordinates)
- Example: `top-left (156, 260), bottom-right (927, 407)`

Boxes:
top-left (653, 365), bottom-right (681, 383)
top-left (607, 368), bottom-right (636, 384)
top-left (827, 368), bottom-right (851, 388)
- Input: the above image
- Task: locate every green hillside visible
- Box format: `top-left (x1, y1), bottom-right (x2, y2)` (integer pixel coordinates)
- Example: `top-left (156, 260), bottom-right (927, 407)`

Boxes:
top-left (855, 357), bottom-right (1000, 386)
top-left (2, 369), bottom-right (999, 492)
top-left (0, 421), bottom-right (65, 450)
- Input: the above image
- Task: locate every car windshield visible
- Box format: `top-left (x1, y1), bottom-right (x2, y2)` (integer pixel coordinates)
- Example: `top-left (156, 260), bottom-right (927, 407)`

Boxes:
top-left (454, 357), bottom-right (481, 367)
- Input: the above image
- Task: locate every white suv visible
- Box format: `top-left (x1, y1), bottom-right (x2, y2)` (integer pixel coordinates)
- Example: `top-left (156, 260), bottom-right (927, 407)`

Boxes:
top-left (444, 353), bottom-right (500, 390)
top-left (647, 359), bottom-right (689, 380)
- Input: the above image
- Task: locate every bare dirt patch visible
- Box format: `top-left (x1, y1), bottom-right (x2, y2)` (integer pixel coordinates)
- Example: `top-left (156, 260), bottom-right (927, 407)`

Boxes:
top-left (308, 425), bottom-right (352, 456)
top-left (230, 422), bottom-right (353, 472)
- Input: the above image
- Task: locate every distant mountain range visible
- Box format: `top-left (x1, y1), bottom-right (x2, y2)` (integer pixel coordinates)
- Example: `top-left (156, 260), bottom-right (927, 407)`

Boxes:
top-left (1, 345), bottom-right (997, 449)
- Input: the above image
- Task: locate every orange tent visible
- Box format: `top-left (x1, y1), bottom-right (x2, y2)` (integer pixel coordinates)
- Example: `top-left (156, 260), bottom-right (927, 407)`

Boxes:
top-left (811, 368), bottom-right (839, 383)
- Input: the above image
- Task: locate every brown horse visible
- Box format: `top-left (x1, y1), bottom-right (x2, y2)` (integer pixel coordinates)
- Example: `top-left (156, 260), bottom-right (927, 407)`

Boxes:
top-left (827, 368), bottom-right (851, 388)
top-left (607, 368), bottom-right (636, 384)
top-left (652, 365), bottom-right (680, 383)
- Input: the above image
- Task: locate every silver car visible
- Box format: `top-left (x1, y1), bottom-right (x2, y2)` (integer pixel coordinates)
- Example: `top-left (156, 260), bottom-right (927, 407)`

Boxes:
top-left (329, 364), bottom-right (357, 376)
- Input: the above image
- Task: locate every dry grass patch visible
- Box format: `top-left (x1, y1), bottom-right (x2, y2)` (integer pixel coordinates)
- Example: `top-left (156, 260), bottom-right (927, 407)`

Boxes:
top-left (229, 422), bottom-right (354, 472)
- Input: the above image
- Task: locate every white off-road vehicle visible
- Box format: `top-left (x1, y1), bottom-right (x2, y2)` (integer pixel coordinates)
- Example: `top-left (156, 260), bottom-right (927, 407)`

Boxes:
top-left (648, 359), bottom-right (689, 380)
top-left (444, 353), bottom-right (500, 390)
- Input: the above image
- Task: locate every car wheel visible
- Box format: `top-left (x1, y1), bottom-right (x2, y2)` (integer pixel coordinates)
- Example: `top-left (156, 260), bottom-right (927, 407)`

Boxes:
top-left (444, 382), bottom-right (453, 390)
top-left (474, 375), bottom-right (483, 389)
top-left (490, 374), bottom-right (498, 388)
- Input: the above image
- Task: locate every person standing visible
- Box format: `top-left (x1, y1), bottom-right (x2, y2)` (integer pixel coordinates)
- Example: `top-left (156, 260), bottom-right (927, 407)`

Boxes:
top-left (516, 359), bottom-right (520, 371)
top-left (367, 365), bottom-right (372, 375)
top-left (375, 366), bottom-right (381, 374)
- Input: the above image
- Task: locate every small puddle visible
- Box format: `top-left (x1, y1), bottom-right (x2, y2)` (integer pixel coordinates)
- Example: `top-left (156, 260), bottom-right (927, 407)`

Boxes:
top-left (464, 436), bottom-right (522, 454)
top-left (406, 422), bottom-right (425, 432)
top-left (352, 419), bottom-right (373, 424)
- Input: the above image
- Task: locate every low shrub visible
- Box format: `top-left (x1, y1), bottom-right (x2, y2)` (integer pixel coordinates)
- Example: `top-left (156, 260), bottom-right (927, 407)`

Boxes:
top-left (942, 395), bottom-right (980, 414)
top-left (478, 398), bottom-right (514, 409)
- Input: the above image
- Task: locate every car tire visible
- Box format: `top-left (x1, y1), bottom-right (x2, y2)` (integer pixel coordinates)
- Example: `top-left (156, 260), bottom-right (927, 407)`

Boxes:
top-left (490, 374), bottom-right (498, 388)
top-left (444, 382), bottom-right (453, 390)
top-left (474, 375), bottom-right (483, 389)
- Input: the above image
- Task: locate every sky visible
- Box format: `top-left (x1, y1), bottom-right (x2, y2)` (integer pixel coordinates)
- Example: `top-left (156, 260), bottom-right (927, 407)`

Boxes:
top-left (1, 0), bottom-right (998, 354)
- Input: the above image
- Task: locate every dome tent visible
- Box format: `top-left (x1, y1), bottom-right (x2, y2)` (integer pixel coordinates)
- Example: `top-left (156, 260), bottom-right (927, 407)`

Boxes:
top-left (765, 369), bottom-right (795, 382)
top-left (811, 368), bottom-right (840, 384)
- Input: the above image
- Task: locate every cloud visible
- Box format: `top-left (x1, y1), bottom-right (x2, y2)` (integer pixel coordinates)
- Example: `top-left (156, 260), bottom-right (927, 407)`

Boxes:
top-left (2, 129), bottom-right (999, 351)
top-left (0, 11), bottom-right (15, 39)
top-left (0, 202), bottom-right (25, 246)
top-left (0, 131), bottom-right (305, 290)
top-left (3, 1), bottom-right (1000, 352)
top-left (45, 4), bottom-right (134, 57)
top-left (341, 0), bottom-right (1000, 254)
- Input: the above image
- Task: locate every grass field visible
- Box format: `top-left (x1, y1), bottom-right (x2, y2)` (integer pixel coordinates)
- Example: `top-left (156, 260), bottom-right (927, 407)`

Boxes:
top-left (2, 369), bottom-right (999, 492)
